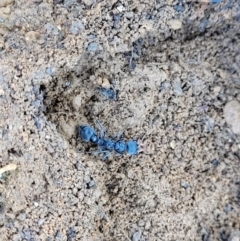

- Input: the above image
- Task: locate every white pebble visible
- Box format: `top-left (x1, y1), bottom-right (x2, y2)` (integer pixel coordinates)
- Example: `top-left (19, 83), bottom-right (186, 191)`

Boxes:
top-left (224, 101), bottom-right (240, 135)
top-left (170, 141), bottom-right (176, 149)
top-left (132, 231), bottom-right (141, 241)
top-left (168, 19), bottom-right (182, 30)
top-left (88, 42), bottom-right (98, 52)
top-left (117, 5), bottom-right (125, 12)
top-left (93, 189), bottom-right (102, 200)
top-left (145, 220), bottom-right (151, 230)
top-left (138, 220), bottom-right (145, 227)
top-left (101, 77), bottom-right (110, 89)
top-left (72, 95), bottom-right (82, 110)
top-left (34, 202), bottom-right (39, 207)
top-left (38, 219), bottom-right (45, 226)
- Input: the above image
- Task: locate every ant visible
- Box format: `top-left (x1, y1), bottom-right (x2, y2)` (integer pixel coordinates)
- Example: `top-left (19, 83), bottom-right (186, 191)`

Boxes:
top-left (77, 120), bottom-right (140, 160)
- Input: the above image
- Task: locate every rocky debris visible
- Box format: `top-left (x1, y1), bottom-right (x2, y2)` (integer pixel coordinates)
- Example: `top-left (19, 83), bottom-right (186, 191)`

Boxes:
top-left (0, 0), bottom-right (240, 240)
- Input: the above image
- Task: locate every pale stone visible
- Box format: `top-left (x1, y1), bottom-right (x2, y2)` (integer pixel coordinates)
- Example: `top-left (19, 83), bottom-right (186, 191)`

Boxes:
top-left (224, 101), bottom-right (240, 135)
top-left (168, 19), bottom-right (182, 30)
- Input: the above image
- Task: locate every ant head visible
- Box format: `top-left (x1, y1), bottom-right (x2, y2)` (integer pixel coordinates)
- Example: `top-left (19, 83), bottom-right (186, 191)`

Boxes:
top-left (126, 140), bottom-right (138, 155)
top-left (78, 125), bottom-right (95, 142)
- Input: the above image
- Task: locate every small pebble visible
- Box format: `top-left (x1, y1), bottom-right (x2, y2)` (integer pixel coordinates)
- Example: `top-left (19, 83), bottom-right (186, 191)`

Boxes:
top-left (199, 19), bottom-right (208, 33)
top-left (132, 231), bottom-right (141, 241)
top-left (34, 202), bottom-right (39, 207)
top-left (25, 31), bottom-right (40, 41)
top-left (224, 204), bottom-right (232, 213)
top-left (67, 227), bottom-right (76, 240)
top-left (70, 21), bottom-right (84, 35)
top-left (72, 94), bottom-right (82, 110)
top-left (113, 14), bottom-right (121, 29)
top-left (146, 13), bottom-right (153, 20)
top-left (87, 42), bottom-right (98, 52)
top-left (125, 11), bottom-right (133, 19)
top-left (0, 87), bottom-right (5, 96)
top-left (161, 165), bottom-right (167, 174)
top-left (129, 60), bottom-right (136, 70)
top-left (174, 4), bottom-right (185, 12)
top-left (45, 23), bottom-right (59, 35)
top-left (96, 76), bottom-right (103, 85)
top-left (145, 220), bottom-right (151, 230)
top-left (168, 19), bottom-right (182, 30)
top-left (64, 0), bottom-right (75, 6)
top-left (72, 187), bottom-right (78, 195)
top-left (231, 237), bottom-right (240, 241)
top-left (181, 180), bottom-right (189, 189)
top-left (117, 5), bottom-right (125, 12)
top-left (17, 213), bottom-right (26, 221)
top-left (75, 161), bottom-right (85, 171)
top-left (78, 192), bottom-right (84, 201)
top-left (87, 180), bottom-right (95, 189)
top-left (55, 230), bottom-right (61, 240)
top-left (93, 189), bottom-right (102, 200)
top-left (88, 34), bottom-right (96, 39)
top-left (224, 101), bottom-right (240, 135)
top-left (96, 208), bottom-right (105, 219)
top-left (211, 159), bottom-right (219, 167)
top-left (170, 140), bottom-right (176, 149)
top-left (138, 220), bottom-right (145, 227)
top-left (173, 79), bottom-right (183, 95)
top-left (32, 100), bottom-right (41, 108)
top-left (22, 230), bottom-right (32, 240)
top-left (160, 81), bottom-right (171, 91)
top-left (35, 117), bottom-right (43, 130)
top-left (65, 81), bottom-right (71, 87)
top-left (38, 219), bottom-right (45, 226)
top-left (213, 86), bottom-right (221, 93)
top-left (100, 77), bottom-right (110, 89)
top-left (45, 67), bottom-right (55, 76)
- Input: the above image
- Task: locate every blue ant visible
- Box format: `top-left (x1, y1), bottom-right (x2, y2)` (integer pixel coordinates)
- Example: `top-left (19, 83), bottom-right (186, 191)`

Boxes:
top-left (77, 120), bottom-right (139, 159)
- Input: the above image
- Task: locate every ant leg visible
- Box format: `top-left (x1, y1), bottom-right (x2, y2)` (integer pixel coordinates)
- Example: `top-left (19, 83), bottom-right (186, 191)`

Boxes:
top-left (91, 150), bottom-right (101, 155)
top-left (102, 151), bottom-right (111, 160)
top-left (91, 150), bottom-right (108, 155)
top-left (91, 150), bottom-right (111, 160)
top-left (116, 130), bottom-right (124, 140)
top-left (96, 119), bottom-right (105, 138)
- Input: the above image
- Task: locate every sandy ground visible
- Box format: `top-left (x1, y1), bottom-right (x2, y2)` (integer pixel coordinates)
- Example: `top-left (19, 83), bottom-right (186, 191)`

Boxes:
top-left (0, 0), bottom-right (240, 240)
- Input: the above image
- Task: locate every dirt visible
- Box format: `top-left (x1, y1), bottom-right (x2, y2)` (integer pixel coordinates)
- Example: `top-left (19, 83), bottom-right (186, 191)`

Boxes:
top-left (0, 0), bottom-right (240, 240)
